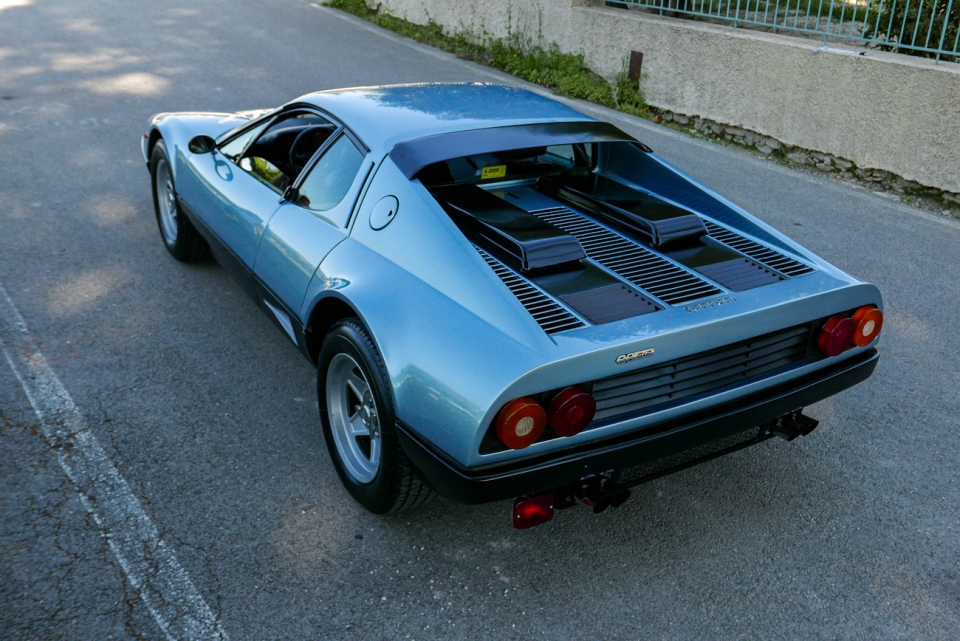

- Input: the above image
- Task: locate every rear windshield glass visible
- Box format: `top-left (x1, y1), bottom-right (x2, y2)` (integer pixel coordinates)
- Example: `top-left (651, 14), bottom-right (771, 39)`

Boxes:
top-left (417, 142), bottom-right (595, 186)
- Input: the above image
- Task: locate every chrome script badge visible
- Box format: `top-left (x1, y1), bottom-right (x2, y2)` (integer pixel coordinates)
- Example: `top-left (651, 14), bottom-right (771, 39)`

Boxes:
top-left (615, 347), bottom-right (655, 365)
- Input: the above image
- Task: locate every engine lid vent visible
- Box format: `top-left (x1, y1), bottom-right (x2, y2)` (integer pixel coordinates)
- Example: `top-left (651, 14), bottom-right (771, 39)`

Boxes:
top-left (694, 257), bottom-right (783, 291)
top-left (475, 247), bottom-right (585, 335)
top-left (559, 284), bottom-right (658, 324)
top-left (702, 220), bottom-right (814, 277)
top-left (531, 207), bottom-right (723, 305)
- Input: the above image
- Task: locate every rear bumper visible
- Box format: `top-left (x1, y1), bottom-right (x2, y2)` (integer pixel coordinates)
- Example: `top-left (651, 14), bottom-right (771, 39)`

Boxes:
top-left (397, 348), bottom-right (879, 504)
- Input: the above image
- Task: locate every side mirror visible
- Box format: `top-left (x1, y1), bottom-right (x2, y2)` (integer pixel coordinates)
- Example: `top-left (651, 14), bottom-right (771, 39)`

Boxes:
top-left (188, 134), bottom-right (217, 154)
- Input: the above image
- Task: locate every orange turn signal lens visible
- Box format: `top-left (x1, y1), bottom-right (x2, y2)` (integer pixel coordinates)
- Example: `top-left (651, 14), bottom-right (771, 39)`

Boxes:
top-left (851, 305), bottom-right (883, 347)
top-left (494, 398), bottom-right (546, 450)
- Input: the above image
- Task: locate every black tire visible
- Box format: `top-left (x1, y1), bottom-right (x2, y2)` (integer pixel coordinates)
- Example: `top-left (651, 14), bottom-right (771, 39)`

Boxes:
top-left (150, 139), bottom-right (208, 262)
top-left (317, 317), bottom-right (435, 514)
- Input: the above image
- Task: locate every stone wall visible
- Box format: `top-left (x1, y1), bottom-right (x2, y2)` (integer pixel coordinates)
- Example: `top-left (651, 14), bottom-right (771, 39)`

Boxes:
top-left (371, 0), bottom-right (960, 197)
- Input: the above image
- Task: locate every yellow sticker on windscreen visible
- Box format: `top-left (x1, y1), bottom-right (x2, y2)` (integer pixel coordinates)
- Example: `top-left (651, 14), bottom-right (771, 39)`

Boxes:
top-left (481, 165), bottom-right (507, 180)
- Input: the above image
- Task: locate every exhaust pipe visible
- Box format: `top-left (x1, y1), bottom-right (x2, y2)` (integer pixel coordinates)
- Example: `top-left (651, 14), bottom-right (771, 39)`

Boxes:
top-left (574, 477), bottom-right (631, 513)
top-left (770, 411), bottom-right (819, 441)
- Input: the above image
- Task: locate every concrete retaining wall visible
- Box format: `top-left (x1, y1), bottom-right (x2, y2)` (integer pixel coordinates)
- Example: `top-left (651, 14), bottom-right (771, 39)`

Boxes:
top-left (372, 0), bottom-right (960, 195)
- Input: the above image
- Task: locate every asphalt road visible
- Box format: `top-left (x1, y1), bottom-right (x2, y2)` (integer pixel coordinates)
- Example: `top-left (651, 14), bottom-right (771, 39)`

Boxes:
top-left (1, 0), bottom-right (959, 639)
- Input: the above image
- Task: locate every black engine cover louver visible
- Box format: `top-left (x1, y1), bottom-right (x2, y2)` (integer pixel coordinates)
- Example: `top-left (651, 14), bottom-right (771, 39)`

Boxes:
top-left (475, 247), bottom-right (585, 334)
top-left (559, 284), bottom-right (658, 324)
top-left (531, 207), bottom-right (723, 305)
top-left (694, 257), bottom-right (783, 291)
top-left (702, 220), bottom-right (814, 278)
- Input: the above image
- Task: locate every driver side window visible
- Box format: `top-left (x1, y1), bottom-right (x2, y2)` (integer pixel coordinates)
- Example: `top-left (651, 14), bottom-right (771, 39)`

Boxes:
top-left (233, 111), bottom-right (336, 194)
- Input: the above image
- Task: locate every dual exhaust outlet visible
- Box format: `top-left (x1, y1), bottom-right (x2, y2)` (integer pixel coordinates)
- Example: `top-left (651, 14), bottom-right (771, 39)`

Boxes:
top-left (769, 411), bottom-right (819, 441)
top-left (574, 477), bottom-right (631, 514)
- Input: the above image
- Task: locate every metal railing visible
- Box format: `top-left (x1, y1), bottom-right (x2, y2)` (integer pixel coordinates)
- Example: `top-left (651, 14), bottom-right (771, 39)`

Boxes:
top-left (600, 0), bottom-right (959, 62)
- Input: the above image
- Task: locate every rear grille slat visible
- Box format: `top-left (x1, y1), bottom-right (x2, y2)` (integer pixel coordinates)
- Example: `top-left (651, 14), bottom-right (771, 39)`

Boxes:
top-left (592, 324), bottom-right (813, 421)
top-left (475, 247), bottom-right (585, 335)
top-left (703, 220), bottom-right (814, 278)
top-left (531, 207), bottom-right (724, 305)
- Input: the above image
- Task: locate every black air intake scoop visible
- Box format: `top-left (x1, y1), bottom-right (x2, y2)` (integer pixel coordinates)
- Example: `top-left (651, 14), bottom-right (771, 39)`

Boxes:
top-left (432, 184), bottom-right (586, 272)
top-left (536, 173), bottom-right (707, 249)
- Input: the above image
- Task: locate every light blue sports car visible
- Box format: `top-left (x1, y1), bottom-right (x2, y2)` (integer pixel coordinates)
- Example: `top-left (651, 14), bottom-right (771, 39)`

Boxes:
top-left (142, 83), bottom-right (882, 528)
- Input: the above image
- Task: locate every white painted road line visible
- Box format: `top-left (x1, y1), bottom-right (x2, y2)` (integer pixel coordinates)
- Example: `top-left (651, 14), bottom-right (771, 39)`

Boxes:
top-left (0, 282), bottom-right (229, 641)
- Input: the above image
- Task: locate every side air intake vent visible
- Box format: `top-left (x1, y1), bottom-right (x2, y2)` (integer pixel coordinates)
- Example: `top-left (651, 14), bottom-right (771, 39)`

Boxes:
top-left (475, 247), bottom-right (585, 335)
top-left (702, 220), bottom-right (814, 278)
top-left (532, 207), bottom-right (723, 305)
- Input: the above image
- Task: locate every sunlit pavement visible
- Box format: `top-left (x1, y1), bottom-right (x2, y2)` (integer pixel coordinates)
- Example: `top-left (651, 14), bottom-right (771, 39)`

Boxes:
top-left (2, 0), bottom-right (959, 639)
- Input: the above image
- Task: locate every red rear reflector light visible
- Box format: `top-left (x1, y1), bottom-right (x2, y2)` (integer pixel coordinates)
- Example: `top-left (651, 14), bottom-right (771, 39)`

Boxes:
top-left (513, 493), bottom-right (554, 529)
top-left (851, 305), bottom-right (883, 347)
top-left (495, 398), bottom-right (546, 450)
top-left (547, 387), bottom-right (597, 437)
top-left (818, 314), bottom-right (855, 357)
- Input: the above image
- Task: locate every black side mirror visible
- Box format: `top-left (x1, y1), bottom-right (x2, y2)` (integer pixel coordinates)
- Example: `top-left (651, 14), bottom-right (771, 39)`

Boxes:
top-left (188, 134), bottom-right (217, 154)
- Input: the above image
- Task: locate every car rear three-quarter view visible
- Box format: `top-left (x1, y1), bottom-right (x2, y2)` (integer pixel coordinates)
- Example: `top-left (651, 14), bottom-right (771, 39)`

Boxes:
top-left (142, 83), bottom-right (882, 529)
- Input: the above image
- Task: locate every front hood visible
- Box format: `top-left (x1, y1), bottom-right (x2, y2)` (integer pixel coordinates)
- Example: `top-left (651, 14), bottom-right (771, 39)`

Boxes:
top-left (144, 110), bottom-right (270, 177)
top-left (150, 111), bottom-right (253, 139)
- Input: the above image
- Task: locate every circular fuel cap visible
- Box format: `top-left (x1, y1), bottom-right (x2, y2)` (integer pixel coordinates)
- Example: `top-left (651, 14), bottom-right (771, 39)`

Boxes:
top-left (369, 196), bottom-right (399, 230)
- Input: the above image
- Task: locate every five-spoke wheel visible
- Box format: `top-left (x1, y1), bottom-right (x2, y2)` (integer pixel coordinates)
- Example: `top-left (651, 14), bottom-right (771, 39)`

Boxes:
top-left (149, 139), bottom-right (208, 262)
top-left (326, 353), bottom-right (382, 484)
top-left (317, 318), bottom-right (434, 514)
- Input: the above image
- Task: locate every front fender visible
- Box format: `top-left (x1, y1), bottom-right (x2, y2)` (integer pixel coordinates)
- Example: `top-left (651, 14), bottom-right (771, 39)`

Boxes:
top-left (141, 112), bottom-right (249, 180)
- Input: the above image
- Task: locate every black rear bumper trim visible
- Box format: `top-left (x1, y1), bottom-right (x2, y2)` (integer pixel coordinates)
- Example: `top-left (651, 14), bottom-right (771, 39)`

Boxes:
top-left (396, 348), bottom-right (878, 504)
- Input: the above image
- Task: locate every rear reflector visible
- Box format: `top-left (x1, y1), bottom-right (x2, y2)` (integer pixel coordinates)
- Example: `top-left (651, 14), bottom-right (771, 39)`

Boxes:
top-left (547, 387), bottom-right (597, 437)
top-left (818, 314), bottom-right (855, 357)
top-left (495, 398), bottom-right (546, 450)
top-left (512, 493), bottom-right (554, 529)
top-left (851, 305), bottom-right (883, 347)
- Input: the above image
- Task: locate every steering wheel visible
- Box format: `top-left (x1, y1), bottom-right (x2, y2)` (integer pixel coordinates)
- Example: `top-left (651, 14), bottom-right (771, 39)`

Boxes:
top-left (289, 127), bottom-right (323, 175)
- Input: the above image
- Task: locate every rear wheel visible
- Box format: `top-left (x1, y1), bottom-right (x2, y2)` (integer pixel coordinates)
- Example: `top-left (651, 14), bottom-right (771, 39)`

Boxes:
top-left (150, 139), bottom-right (208, 262)
top-left (317, 317), bottom-right (435, 514)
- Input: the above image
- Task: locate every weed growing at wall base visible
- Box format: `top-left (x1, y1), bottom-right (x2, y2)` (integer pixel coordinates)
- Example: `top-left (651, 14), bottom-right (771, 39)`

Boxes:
top-left (323, 0), bottom-right (648, 116)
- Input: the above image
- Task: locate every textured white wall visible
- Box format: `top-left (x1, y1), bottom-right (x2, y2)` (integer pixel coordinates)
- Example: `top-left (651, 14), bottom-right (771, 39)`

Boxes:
top-left (372, 0), bottom-right (960, 194)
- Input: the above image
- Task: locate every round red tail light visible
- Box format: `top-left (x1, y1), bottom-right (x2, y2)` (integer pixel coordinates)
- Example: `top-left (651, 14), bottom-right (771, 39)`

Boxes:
top-left (851, 305), bottom-right (883, 347)
top-left (495, 398), bottom-right (546, 450)
top-left (547, 387), bottom-right (597, 437)
top-left (818, 314), bottom-right (855, 357)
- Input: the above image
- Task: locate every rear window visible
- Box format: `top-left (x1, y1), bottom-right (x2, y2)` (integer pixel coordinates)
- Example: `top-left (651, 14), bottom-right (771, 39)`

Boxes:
top-left (417, 142), bottom-right (595, 186)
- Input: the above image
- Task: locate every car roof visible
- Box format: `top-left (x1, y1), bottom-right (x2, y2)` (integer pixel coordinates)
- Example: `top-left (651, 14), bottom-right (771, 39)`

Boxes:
top-left (292, 83), bottom-right (596, 154)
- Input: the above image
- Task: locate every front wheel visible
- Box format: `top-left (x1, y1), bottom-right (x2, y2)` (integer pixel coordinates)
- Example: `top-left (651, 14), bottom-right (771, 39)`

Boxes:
top-left (317, 318), bottom-right (434, 514)
top-left (150, 139), bottom-right (208, 262)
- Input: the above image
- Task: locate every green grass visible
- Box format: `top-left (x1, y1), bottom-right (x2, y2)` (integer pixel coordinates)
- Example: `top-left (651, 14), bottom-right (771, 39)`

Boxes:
top-left (323, 0), bottom-right (649, 117)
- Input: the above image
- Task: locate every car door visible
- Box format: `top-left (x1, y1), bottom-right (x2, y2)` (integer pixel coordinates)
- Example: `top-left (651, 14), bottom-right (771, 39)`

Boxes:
top-left (253, 130), bottom-right (372, 339)
top-left (177, 111), bottom-right (336, 295)
top-left (175, 118), bottom-right (274, 294)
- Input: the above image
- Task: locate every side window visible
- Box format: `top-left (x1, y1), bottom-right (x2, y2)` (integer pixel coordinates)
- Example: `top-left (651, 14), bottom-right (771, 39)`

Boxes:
top-left (220, 121), bottom-right (268, 160)
top-left (231, 112), bottom-right (337, 194)
top-left (295, 135), bottom-right (365, 214)
top-left (238, 156), bottom-right (289, 191)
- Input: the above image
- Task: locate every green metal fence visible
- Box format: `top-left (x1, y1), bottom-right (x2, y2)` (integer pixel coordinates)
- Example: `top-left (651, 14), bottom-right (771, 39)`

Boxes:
top-left (600, 0), bottom-right (959, 62)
